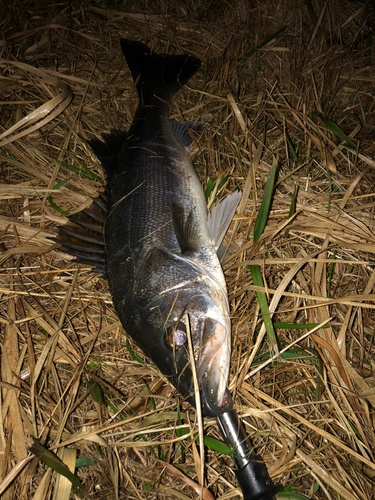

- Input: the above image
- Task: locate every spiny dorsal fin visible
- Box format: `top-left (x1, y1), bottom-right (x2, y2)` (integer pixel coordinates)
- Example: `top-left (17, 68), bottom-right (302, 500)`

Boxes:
top-left (90, 129), bottom-right (127, 177)
top-left (172, 204), bottom-right (202, 254)
top-left (171, 121), bottom-right (204, 150)
top-left (208, 191), bottom-right (242, 250)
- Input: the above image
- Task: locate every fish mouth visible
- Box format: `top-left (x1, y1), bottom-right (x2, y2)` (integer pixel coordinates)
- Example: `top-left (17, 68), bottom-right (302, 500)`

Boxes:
top-left (196, 316), bottom-right (232, 416)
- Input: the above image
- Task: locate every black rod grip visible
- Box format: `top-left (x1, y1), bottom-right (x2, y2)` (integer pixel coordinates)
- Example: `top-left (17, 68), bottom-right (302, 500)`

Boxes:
top-left (234, 457), bottom-right (283, 500)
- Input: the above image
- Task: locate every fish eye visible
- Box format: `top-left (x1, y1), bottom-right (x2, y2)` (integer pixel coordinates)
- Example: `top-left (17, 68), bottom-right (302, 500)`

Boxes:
top-left (166, 323), bottom-right (187, 349)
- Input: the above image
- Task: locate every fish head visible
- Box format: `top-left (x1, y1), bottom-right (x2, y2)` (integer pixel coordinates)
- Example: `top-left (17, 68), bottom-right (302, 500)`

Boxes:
top-left (133, 248), bottom-right (232, 416)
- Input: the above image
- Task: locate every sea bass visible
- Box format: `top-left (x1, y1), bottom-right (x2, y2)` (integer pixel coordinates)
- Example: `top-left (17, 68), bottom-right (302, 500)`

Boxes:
top-left (56, 40), bottom-right (241, 417)
top-left (56, 40), bottom-right (283, 499)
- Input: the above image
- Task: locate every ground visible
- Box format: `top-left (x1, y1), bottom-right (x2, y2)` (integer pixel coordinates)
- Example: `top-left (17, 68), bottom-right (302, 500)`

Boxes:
top-left (0, 1), bottom-right (375, 499)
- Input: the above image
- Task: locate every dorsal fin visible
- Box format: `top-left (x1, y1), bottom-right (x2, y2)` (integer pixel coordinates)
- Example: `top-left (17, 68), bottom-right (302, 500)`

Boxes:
top-left (171, 121), bottom-right (204, 150)
top-left (54, 192), bottom-right (107, 275)
top-left (90, 129), bottom-right (127, 177)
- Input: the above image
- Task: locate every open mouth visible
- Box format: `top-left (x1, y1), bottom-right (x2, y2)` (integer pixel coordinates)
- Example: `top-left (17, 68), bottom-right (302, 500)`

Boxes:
top-left (196, 316), bottom-right (231, 415)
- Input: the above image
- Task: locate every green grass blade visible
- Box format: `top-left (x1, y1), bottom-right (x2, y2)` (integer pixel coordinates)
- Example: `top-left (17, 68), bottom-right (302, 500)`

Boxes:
top-left (141, 379), bottom-right (156, 411)
top-left (53, 178), bottom-right (70, 190)
top-left (47, 196), bottom-right (70, 216)
top-left (105, 399), bottom-right (127, 420)
top-left (253, 351), bottom-right (318, 364)
top-left (75, 458), bottom-right (95, 467)
top-left (56, 158), bottom-right (104, 183)
top-left (205, 178), bottom-right (216, 201)
top-left (303, 0), bottom-right (318, 27)
top-left (312, 111), bottom-right (357, 149)
top-left (203, 436), bottom-right (232, 455)
top-left (285, 185), bottom-right (298, 238)
top-left (205, 175), bottom-right (229, 203)
top-left (249, 265), bottom-right (278, 349)
top-left (30, 438), bottom-right (84, 496)
top-left (47, 178), bottom-right (72, 216)
top-left (72, 153), bottom-right (104, 183)
top-left (88, 378), bottom-right (104, 406)
top-left (126, 341), bottom-right (145, 364)
top-left (273, 322), bottom-right (328, 330)
top-left (279, 491), bottom-right (310, 499)
top-left (286, 136), bottom-right (300, 164)
top-left (327, 250), bottom-right (337, 298)
top-left (251, 164), bottom-right (278, 349)
top-left (243, 26), bottom-right (286, 58)
top-left (253, 164), bottom-right (277, 244)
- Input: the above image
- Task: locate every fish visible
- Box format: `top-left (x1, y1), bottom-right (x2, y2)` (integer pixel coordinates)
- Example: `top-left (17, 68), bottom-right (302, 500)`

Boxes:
top-left (55, 39), bottom-right (242, 417)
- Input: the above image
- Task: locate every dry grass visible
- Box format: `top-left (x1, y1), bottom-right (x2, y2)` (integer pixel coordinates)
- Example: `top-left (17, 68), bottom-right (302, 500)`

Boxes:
top-left (1, 0), bottom-right (375, 498)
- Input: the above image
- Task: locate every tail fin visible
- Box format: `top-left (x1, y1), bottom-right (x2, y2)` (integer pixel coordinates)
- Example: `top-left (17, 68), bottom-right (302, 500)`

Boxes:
top-left (120, 39), bottom-right (201, 101)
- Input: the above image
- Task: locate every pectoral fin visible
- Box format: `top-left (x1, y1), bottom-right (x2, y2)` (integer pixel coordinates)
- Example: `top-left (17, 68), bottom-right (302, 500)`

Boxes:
top-left (172, 204), bottom-right (202, 254)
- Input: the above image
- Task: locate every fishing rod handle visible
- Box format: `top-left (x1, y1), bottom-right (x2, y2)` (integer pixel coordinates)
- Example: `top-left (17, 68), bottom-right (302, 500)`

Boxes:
top-left (217, 410), bottom-right (283, 500)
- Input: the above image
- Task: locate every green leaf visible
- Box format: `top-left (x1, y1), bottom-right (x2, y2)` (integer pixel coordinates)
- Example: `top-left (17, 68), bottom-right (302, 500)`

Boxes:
top-left (253, 164), bottom-right (277, 244)
top-left (285, 185), bottom-right (298, 238)
top-left (88, 379), bottom-right (104, 406)
top-left (203, 436), bottom-right (232, 455)
top-left (273, 322), bottom-right (328, 330)
top-left (75, 457), bottom-right (95, 468)
top-left (205, 176), bottom-right (229, 203)
top-left (47, 196), bottom-right (70, 216)
top-left (347, 419), bottom-right (363, 441)
top-left (126, 341), bottom-right (144, 364)
top-left (279, 491), bottom-right (310, 499)
top-left (217, 175), bottom-right (229, 194)
top-left (243, 26), bottom-right (286, 58)
top-left (53, 178), bottom-right (70, 190)
top-left (311, 111), bottom-right (357, 149)
top-left (105, 399), bottom-right (127, 420)
top-left (30, 438), bottom-right (84, 495)
top-left (286, 136), bottom-right (300, 164)
top-left (141, 379), bottom-right (156, 411)
top-left (249, 265), bottom-right (278, 348)
top-left (312, 480), bottom-right (320, 494)
top-left (327, 250), bottom-right (337, 299)
top-left (56, 158), bottom-right (104, 183)
top-left (303, 0), bottom-right (318, 28)
top-left (72, 153), bottom-right (104, 183)
top-left (205, 178), bottom-right (217, 201)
